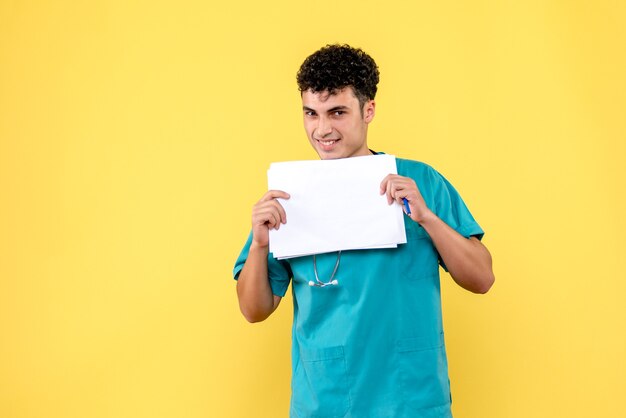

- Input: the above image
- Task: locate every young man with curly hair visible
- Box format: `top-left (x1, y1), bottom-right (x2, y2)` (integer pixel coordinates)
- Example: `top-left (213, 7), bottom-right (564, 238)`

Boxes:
top-left (234, 44), bottom-right (495, 418)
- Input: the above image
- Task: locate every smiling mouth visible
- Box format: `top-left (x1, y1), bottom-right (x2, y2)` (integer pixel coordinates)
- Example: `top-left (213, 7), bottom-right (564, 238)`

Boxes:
top-left (316, 139), bottom-right (339, 146)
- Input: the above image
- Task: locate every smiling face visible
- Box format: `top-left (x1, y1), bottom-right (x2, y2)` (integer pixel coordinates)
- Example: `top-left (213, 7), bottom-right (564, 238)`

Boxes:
top-left (302, 87), bottom-right (375, 160)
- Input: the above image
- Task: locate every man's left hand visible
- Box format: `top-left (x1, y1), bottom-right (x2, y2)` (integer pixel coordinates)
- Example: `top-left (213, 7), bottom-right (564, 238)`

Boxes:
top-left (380, 174), bottom-right (431, 224)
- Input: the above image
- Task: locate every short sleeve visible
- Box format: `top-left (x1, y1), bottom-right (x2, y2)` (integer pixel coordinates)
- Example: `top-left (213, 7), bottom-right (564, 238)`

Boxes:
top-left (233, 232), bottom-right (293, 297)
top-left (429, 169), bottom-right (485, 271)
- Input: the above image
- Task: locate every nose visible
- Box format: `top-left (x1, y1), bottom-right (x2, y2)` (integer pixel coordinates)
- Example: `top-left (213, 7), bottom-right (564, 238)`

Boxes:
top-left (316, 116), bottom-right (332, 138)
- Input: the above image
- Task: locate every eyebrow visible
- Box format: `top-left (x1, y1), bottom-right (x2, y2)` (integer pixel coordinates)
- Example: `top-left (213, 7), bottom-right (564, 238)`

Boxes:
top-left (302, 105), bottom-right (349, 112)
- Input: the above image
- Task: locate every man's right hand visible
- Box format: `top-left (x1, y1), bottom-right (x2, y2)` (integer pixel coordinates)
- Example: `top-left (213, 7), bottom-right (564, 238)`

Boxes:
top-left (251, 190), bottom-right (290, 248)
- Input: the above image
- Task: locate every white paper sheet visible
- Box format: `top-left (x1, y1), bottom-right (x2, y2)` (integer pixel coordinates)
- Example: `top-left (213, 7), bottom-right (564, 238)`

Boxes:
top-left (267, 154), bottom-right (407, 259)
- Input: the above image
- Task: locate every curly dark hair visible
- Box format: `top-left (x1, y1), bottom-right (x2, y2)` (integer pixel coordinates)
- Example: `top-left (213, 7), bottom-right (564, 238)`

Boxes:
top-left (296, 44), bottom-right (380, 109)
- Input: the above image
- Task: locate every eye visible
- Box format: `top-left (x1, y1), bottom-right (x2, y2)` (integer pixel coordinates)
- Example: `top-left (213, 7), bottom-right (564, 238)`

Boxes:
top-left (304, 110), bottom-right (316, 117)
top-left (332, 110), bottom-right (345, 116)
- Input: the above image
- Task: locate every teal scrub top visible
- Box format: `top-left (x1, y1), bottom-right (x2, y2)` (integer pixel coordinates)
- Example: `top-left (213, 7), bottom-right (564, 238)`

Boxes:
top-left (233, 158), bottom-right (484, 418)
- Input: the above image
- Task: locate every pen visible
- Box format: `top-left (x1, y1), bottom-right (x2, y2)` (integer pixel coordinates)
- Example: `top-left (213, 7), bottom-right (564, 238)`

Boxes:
top-left (402, 198), bottom-right (411, 216)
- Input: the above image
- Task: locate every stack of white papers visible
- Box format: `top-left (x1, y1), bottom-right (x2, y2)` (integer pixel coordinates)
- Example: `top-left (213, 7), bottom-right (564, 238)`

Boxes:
top-left (267, 154), bottom-right (407, 259)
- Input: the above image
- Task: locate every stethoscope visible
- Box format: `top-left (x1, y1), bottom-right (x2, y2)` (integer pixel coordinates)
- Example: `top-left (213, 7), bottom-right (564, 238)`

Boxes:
top-left (308, 251), bottom-right (341, 287)
top-left (308, 149), bottom-right (380, 288)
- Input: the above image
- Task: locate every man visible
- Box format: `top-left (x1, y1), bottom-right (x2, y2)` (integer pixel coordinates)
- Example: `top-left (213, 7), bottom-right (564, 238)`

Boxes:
top-left (233, 44), bottom-right (494, 418)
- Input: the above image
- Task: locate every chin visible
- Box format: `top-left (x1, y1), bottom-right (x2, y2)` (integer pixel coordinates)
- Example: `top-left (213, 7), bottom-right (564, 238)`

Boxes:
top-left (317, 150), bottom-right (346, 160)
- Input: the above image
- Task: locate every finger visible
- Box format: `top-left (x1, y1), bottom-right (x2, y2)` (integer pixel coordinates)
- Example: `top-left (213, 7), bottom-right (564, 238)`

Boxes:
top-left (275, 200), bottom-right (287, 224)
top-left (263, 209), bottom-right (280, 230)
top-left (380, 174), bottom-right (402, 194)
top-left (379, 174), bottom-right (392, 194)
top-left (393, 189), bottom-right (406, 203)
top-left (386, 179), bottom-right (394, 205)
top-left (265, 199), bottom-right (287, 224)
top-left (390, 178), bottom-right (407, 202)
top-left (260, 190), bottom-right (290, 202)
top-left (255, 199), bottom-right (288, 223)
top-left (392, 183), bottom-right (412, 205)
top-left (253, 208), bottom-right (278, 229)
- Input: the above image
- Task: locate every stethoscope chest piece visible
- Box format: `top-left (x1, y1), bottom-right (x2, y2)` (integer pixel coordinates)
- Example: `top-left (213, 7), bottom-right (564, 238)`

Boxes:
top-left (308, 279), bottom-right (338, 287)
top-left (309, 251), bottom-right (341, 288)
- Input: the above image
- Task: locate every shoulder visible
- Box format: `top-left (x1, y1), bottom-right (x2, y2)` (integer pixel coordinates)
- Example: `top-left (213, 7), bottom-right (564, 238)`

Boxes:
top-left (395, 157), bottom-right (441, 182)
top-left (395, 157), bottom-right (454, 208)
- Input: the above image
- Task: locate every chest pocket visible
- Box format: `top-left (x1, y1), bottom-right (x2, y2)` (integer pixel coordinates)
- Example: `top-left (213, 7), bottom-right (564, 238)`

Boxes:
top-left (401, 222), bottom-right (440, 280)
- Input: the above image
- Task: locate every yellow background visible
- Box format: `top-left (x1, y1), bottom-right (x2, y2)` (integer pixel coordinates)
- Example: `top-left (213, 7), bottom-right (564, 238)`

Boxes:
top-left (1, 1), bottom-right (625, 417)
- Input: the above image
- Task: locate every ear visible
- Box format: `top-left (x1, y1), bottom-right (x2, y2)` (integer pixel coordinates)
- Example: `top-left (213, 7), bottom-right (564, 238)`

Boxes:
top-left (363, 100), bottom-right (376, 123)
